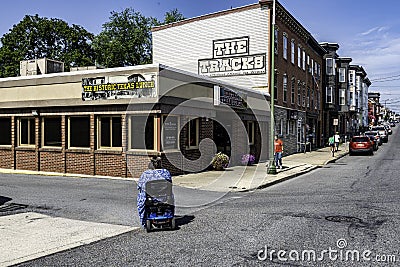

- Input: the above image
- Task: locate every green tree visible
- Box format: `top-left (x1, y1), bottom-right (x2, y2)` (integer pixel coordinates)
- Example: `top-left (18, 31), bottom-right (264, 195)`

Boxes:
top-left (93, 8), bottom-right (157, 68)
top-left (93, 8), bottom-right (185, 68)
top-left (163, 8), bottom-right (186, 24)
top-left (0, 14), bottom-right (94, 77)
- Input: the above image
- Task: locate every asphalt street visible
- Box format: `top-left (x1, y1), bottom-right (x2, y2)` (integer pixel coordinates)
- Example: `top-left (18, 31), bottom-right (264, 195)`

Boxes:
top-left (0, 127), bottom-right (397, 266)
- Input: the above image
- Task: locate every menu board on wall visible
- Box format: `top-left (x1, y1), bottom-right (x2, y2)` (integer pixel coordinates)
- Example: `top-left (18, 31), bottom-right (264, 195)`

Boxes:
top-left (162, 116), bottom-right (179, 150)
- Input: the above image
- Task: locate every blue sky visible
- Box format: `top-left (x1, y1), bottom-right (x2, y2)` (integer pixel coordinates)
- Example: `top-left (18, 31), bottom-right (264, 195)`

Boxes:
top-left (2, 0), bottom-right (400, 111)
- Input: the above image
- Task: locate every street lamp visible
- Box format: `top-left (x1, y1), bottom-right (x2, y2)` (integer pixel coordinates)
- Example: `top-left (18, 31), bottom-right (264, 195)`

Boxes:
top-left (267, 0), bottom-right (277, 175)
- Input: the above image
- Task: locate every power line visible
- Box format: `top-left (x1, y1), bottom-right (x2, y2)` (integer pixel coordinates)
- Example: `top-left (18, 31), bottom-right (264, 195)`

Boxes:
top-left (370, 74), bottom-right (400, 81)
top-left (371, 77), bottom-right (400, 83)
top-left (369, 85), bottom-right (400, 88)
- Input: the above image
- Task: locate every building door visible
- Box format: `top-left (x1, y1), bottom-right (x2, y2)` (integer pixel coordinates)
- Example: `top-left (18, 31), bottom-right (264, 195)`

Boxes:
top-left (297, 119), bottom-right (303, 152)
top-left (213, 120), bottom-right (231, 156)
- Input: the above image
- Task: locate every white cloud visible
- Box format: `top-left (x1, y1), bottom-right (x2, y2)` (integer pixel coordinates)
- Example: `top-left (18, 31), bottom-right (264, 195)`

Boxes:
top-left (360, 26), bottom-right (388, 36)
top-left (342, 26), bottom-right (400, 111)
top-left (344, 26), bottom-right (400, 76)
top-left (360, 26), bottom-right (380, 36)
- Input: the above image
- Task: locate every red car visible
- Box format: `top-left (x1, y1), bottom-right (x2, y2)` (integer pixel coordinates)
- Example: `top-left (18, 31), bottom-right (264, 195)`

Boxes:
top-left (349, 136), bottom-right (374, 156)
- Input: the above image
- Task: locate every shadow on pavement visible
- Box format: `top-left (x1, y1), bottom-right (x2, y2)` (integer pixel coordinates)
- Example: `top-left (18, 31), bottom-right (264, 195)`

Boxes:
top-left (0, 196), bottom-right (12, 206)
top-left (175, 215), bottom-right (195, 227)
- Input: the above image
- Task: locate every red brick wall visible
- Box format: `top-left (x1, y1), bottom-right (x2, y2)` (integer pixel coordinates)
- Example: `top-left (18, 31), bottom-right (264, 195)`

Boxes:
top-left (96, 153), bottom-right (126, 177)
top-left (0, 149), bottom-right (13, 169)
top-left (126, 154), bottom-right (150, 178)
top-left (16, 150), bottom-right (37, 171)
top-left (66, 152), bottom-right (93, 175)
top-left (40, 151), bottom-right (64, 173)
top-left (161, 152), bottom-right (184, 175)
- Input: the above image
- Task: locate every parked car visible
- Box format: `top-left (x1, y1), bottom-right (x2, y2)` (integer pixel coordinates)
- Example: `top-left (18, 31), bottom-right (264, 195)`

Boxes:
top-left (349, 136), bottom-right (374, 155)
top-left (364, 133), bottom-right (379, 150)
top-left (364, 130), bottom-right (382, 146)
top-left (371, 126), bottom-right (388, 143)
top-left (383, 124), bottom-right (392, 135)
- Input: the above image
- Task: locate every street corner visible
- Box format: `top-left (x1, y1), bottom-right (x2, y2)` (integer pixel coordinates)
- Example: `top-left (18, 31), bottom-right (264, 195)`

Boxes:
top-left (0, 212), bottom-right (137, 266)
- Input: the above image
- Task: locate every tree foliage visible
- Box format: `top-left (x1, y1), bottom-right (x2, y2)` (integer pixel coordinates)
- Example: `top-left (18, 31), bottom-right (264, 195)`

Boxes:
top-left (0, 14), bottom-right (94, 77)
top-left (163, 8), bottom-right (186, 25)
top-left (0, 8), bottom-right (186, 77)
top-left (92, 8), bottom-right (157, 68)
top-left (93, 8), bottom-right (185, 68)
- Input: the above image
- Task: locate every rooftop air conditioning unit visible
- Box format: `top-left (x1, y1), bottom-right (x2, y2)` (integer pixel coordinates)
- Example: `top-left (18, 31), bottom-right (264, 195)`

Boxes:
top-left (20, 58), bottom-right (64, 76)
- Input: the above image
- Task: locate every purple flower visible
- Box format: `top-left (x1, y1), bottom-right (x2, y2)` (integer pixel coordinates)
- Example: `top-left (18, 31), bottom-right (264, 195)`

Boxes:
top-left (241, 154), bottom-right (255, 165)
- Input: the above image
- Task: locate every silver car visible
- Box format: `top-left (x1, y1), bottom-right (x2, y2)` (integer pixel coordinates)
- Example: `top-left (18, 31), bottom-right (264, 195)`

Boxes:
top-left (371, 126), bottom-right (388, 143)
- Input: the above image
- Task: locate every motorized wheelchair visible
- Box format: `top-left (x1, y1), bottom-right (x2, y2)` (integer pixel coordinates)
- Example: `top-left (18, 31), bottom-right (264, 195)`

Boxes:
top-left (144, 179), bottom-right (175, 232)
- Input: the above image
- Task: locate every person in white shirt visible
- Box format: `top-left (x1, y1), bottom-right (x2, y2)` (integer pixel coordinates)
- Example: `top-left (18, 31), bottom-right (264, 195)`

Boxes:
top-left (334, 132), bottom-right (340, 152)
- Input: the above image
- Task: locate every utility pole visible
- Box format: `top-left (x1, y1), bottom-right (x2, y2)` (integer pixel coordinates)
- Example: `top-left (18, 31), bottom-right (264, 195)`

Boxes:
top-left (267, 0), bottom-right (277, 175)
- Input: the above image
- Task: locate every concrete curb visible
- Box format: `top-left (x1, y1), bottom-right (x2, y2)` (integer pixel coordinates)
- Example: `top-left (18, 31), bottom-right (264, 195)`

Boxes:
top-left (324, 151), bottom-right (349, 165)
top-left (239, 165), bottom-right (319, 192)
top-left (240, 151), bottom-right (349, 192)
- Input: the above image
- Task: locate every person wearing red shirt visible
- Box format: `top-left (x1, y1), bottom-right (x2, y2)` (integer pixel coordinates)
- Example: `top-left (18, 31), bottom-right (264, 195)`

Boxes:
top-left (274, 135), bottom-right (284, 169)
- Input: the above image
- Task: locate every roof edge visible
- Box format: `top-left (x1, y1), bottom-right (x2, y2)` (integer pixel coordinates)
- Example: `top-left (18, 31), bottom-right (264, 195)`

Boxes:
top-left (152, 3), bottom-right (262, 32)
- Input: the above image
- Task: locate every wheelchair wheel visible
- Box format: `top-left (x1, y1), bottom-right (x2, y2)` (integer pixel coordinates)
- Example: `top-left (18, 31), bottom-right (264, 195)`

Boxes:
top-left (171, 218), bottom-right (176, 230)
top-left (146, 220), bottom-right (152, 232)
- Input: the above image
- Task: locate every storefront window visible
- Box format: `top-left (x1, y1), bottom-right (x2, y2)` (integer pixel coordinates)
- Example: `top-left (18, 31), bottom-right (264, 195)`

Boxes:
top-left (43, 117), bottom-right (62, 147)
top-left (69, 117), bottom-right (90, 148)
top-left (130, 115), bottom-right (156, 151)
top-left (186, 118), bottom-right (199, 149)
top-left (0, 117), bottom-right (11, 146)
top-left (98, 116), bottom-right (122, 149)
top-left (19, 118), bottom-right (35, 146)
top-left (246, 121), bottom-right (255, 145)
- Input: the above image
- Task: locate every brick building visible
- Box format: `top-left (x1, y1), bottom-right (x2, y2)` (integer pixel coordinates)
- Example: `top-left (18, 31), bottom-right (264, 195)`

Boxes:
top-left (0, 63), bottom-right (269, 178)
top-left (272, 2), bottom-right (325, 153)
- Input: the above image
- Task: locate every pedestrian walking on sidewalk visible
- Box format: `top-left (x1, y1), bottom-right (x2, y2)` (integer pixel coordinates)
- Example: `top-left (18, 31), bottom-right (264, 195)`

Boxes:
top-left (274, 135), bottom-right (284, 169)
top-left (328, 135), bottom-right (335, 157)
top-left (334, 132), bottom-right (340, 152)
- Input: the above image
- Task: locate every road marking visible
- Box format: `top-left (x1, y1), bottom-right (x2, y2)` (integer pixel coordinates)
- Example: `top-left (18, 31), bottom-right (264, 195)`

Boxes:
top-left (0, 212), bottom-right (137, 266)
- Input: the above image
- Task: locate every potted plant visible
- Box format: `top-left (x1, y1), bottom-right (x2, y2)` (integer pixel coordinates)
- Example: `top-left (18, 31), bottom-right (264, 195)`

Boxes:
top-left (241, 154), bottom-right (255, 166)
top-left (211, 152), bottom-right (230, 171)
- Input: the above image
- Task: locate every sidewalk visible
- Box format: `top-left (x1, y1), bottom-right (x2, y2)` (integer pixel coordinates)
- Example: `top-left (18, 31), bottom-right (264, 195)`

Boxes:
top-left (173, 143), bottom-right (349, 192)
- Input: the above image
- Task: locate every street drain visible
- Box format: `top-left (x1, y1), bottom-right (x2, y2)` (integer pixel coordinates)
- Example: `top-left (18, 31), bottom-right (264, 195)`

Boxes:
top-left (0, 203), bottom-right (28, 213)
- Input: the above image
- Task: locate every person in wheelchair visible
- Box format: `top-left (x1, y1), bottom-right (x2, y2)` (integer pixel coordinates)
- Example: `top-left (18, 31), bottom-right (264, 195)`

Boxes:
top-left (137, 156), bottom-right (175, 231)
